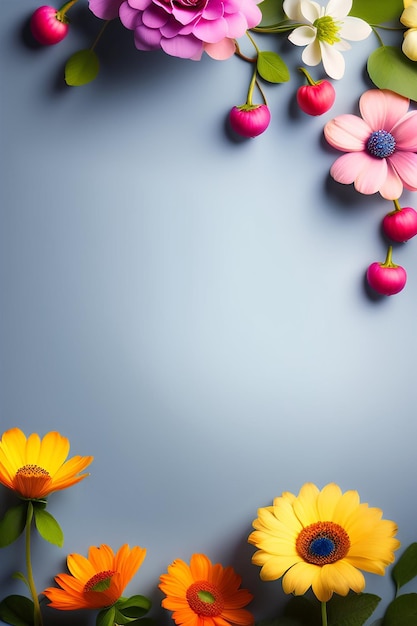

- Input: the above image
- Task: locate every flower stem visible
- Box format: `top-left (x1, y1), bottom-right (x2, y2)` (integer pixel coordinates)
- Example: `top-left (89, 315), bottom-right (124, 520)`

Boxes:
top-left (91, 20), bottom-right (110, 51)
top-left (25, 502), bottom-right (43, 626)
top-left (321, 601), bottom-right (328, 626)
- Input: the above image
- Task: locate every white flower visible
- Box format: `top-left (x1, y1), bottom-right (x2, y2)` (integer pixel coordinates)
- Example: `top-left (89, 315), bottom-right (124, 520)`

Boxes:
top-left (401, 0), bottom-right (417, 61)
top-left (283, 0), bottom-right (372, 79)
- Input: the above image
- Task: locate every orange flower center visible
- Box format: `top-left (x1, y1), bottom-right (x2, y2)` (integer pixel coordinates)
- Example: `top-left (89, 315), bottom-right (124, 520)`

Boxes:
top-left (13, 464), bottom-right (52, 498)
top-left (186, 581), bottom-right (224, 616)
top-left (296, 521), bottom-right (350, 565)
top-left (84, 570), bottom-right (116, 593)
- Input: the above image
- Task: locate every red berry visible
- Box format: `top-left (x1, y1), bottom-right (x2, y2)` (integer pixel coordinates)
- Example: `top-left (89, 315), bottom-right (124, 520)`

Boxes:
top-left (367, 247), bottom-right (407, 296)
top-left (229, 105), bottom-right (271, 138)
top-left (297, 80), bottom-right (336, 116)
top-left (30, 5), bottom-right (69, 45)
top-left (382, 206), bottom-right (417, 242)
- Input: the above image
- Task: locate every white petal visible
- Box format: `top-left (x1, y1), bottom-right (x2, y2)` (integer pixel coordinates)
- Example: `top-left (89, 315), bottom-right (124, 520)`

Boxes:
top-left (320, 40), bottom-right (345, 78)
top-left (288, 25), bottom-right (317, 46)
top-left (403, 28), bottom-right (417, 61)
top-left (283, 0), bottom-right (304, 20)
top-left (334, 38), bottom-right (351, 51)
top-left (339, 16), bottom-right (372, 41)
top-left (326, 0), bottom-right (352, 19)
top-left (302, 39), bottom-right (322, 66)
top-left (300, 0), bottom-right (321, 23)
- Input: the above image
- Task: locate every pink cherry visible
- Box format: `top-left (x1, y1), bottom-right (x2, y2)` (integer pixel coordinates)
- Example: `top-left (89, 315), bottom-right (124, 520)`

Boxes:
top-left (382, 206), bottom-right (417, 242)
top-left (366, 247), bottom-right (407, 296)
top-left (30, 5), bottom-right (69, 45)
top-left (297, 80), bottom-right (335, 116)
top-left (229, 105), bottom-right (271, 138)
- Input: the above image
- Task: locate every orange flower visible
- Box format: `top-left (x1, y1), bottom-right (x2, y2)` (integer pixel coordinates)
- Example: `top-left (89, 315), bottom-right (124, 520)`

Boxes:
top-left (43, 544), bottom-right (147, 610)
top-left (159, 553), bottom-right (254, 626)
top-left (0, 428), bottom-right (93, 500)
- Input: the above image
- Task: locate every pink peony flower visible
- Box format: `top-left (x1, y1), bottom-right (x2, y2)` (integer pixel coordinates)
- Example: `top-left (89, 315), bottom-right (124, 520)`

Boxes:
top-left (89, 0), bottom-right (262, 60)
top-left (324, 89), bottom-right (417, 200)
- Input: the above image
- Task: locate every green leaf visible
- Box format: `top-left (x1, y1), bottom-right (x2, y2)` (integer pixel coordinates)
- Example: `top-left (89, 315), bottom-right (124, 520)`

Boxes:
top-left (33, 507), bottom-right (64, 547)
top-left (0, 503), bottom-right (27, 547)
top-left (350, 0), bottom-right (403, 23)
top-left (96, 606), bottom-right (116, 626)
top-left (392, 543), bottom-right (417, 591)
top-left (327, 593), bottom-right (381, 626)
top-left (12, 571), bottom-right (30, 590)
top-left (382, 593), bottom-right (417, 626)
top-left (367, 46), bottom-right (417, 102)
top-left (65, 49), bottom-right (99, 86)
top-left (257, 51), bottom-right (290, 83)
top-left (0, 595), bottom-right (34, 626)
top-left (283, 596), bottom-right (322, 626)
top-left (258, 0), bottom-right (286, 26)
top-left (117, 595), bottom-right (152, 618)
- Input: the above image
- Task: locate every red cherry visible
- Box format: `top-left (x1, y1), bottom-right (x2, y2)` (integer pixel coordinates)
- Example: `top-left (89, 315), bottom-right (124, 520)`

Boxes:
top-left (30, 5), bottom-right (69, 45)
top-left (297, 80), bottom-right (336, 116)
top-left (229, 105), bottom-right (271, 138)
top-left (382, 206), bottom-right (417, 242)
top-left (366, 247), bottom-right (407, 296)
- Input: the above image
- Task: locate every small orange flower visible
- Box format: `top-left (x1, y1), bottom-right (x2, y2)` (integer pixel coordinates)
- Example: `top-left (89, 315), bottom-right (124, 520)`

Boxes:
top-left (43, 544), bottom-right (147, 610)
top-left (0, 428), bottom-right (93, 500)
top-left (159, 553), bottom-right (254, 626)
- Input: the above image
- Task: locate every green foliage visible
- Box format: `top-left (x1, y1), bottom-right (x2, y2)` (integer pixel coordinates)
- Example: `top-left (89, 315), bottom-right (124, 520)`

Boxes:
top-left (327, 593), bottom-right (381, 626)
top-left (32, 506), bottom-right (64, 547)
top-left (0, 594), bottom-right (34, 626)
top-left (0, 503), bottom-right (27, 547)
top-left (65, 49), bottom-right (100, 86)
top-left (258, 0), bottom-right (286, 27)
top-left (392, 542), bottom-right (417, 592)
top-left (350, 0), bottom-right (403, 23)
top-left (97, 605), bottom-right (116, 626)
top-left (367, 46), bottom-right (417, 102)
top-left (382, 593), bottom-right (417, 625)
top-left (117, 594), bottom-right (152, 618)
top-left (257, 51), bottom-right (290, 83)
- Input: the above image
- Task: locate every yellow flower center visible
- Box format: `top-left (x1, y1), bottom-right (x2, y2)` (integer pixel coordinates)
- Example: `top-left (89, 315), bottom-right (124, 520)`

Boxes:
top-left (296, 521), bottom-right (350, 565)
top-left (84, 570), bottom-right (116, 593)
top-left (186, 581), bottom-right (224, 616)
top-left (13, 464), bottom-right (52, 499)
top-left (313, 16), bottom-right (341, 44)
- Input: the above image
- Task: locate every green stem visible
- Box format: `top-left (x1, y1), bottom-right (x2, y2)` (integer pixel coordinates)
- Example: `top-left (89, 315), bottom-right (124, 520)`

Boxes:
top-left (57, 0), bottom-right (79, 19)
top-left (393, 198), bottom-right (402, 212)
top-left (91, 20), bottom-right (111, 51)
top-left (382, 245), bottom-right (395, 267)
top-left (321, 601), bottom-right (328, 626)
top-left (371, 25), bottom-right (385, 48)
top-left (246, 66), bottom-right (258, 106)
top-left (25, 502), bottom-right (43, 626)
top-left (298, 66), bottom-right (318, 86)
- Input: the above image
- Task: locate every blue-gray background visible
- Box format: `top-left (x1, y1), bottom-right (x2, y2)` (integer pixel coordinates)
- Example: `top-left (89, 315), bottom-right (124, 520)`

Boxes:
top-left (1, 2), bottom-right (416, 625)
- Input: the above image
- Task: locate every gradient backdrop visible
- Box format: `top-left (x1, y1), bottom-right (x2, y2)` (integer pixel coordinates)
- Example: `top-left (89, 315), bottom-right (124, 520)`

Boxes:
top-left (1, 2), bottom-right (416, 625)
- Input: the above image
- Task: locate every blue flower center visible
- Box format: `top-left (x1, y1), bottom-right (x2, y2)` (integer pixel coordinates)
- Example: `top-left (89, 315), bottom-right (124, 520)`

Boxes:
top-left (296, 521), bottom-right (350, 565)
top-left (367, 130), bottom-right (396, 158)
top-left (309, 536), bottom-right (335, 558)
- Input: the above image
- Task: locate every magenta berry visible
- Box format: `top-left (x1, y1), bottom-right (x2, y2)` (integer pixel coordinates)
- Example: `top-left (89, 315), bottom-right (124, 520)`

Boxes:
top-left (30, 5), bottom-right (69, 45)
top-left (366, 246), bottom-right (407, 296)
top-left (229, 105), bottom-right (271, 138)
top-left (296, 67), bottom-right (335, 116)
top-left (382, 206), bottom-right (417, 242)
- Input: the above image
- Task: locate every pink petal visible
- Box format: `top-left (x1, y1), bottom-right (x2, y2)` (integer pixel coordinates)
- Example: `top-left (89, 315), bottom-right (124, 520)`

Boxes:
top-left (204, 37), bottom-right (236, 59)
top-left (391, 111), bottom-right (417, 150)
top-left (193, 16), bottom-right (228, 43)
top-left (120, 2), bottom-right (143, 28)
top-left (330, 152), bottom-right (387, 195)
top-left (221, 11), bottom-right (247, 37)
top-left (142, 5), bottom-right (168, 27)
top-left (379, 162), bottom-right (403, 200)
top-left (389, 151), bottom-right (417, 191)
top-left (359, 89), bottom-right (410, 132)
top-left (202, 0), bottom-right (223, 20)
top-left (89, 0), bottom-right (122, 19)
top-left (134, 24), bottom-right (163, 49)
top-left (161, 33), bottom-right (203, 58)
top-left (324, 115), bottom-right (371, 151)
top-left (129, 0), bottom-right (153, 9)
top-left (238, 0), bottom-right (262, 28)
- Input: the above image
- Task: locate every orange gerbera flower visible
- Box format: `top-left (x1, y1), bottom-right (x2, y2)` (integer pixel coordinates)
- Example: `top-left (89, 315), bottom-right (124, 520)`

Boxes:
top-left (43, 544), bottom-right (147, 610)
top-left (159, 553), bottom-right (254, 626)
top-left (0, 428), bottom-right (93, 500)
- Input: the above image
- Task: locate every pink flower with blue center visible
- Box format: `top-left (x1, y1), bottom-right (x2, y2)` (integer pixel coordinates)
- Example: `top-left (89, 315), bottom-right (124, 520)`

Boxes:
top-left (324, 89), bottom-right (417, 200)
top-left (88, 0), bottom-right (262, 60)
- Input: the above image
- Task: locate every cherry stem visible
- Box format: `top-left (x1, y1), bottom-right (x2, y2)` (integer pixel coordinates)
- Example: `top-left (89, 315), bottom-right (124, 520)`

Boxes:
top-left (382, 245), bottom-right (395, 268)
top-left (298, 66), bottom-right (318, 86)
top-left (393, 198), bottom-right (401, 212)
top-left (57, 0), bottom-right (79, 18)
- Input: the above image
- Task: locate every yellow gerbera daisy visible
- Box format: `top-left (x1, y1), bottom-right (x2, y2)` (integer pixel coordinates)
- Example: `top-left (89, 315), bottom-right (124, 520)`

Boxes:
top-left (0, 428), bottom-right (93, 500)
top-left (43, 544), bottom-right (147, 610)
top-left (159, 553), bottom-right (254, 626)
top-left (248, 482), bottom-right (400, 603)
